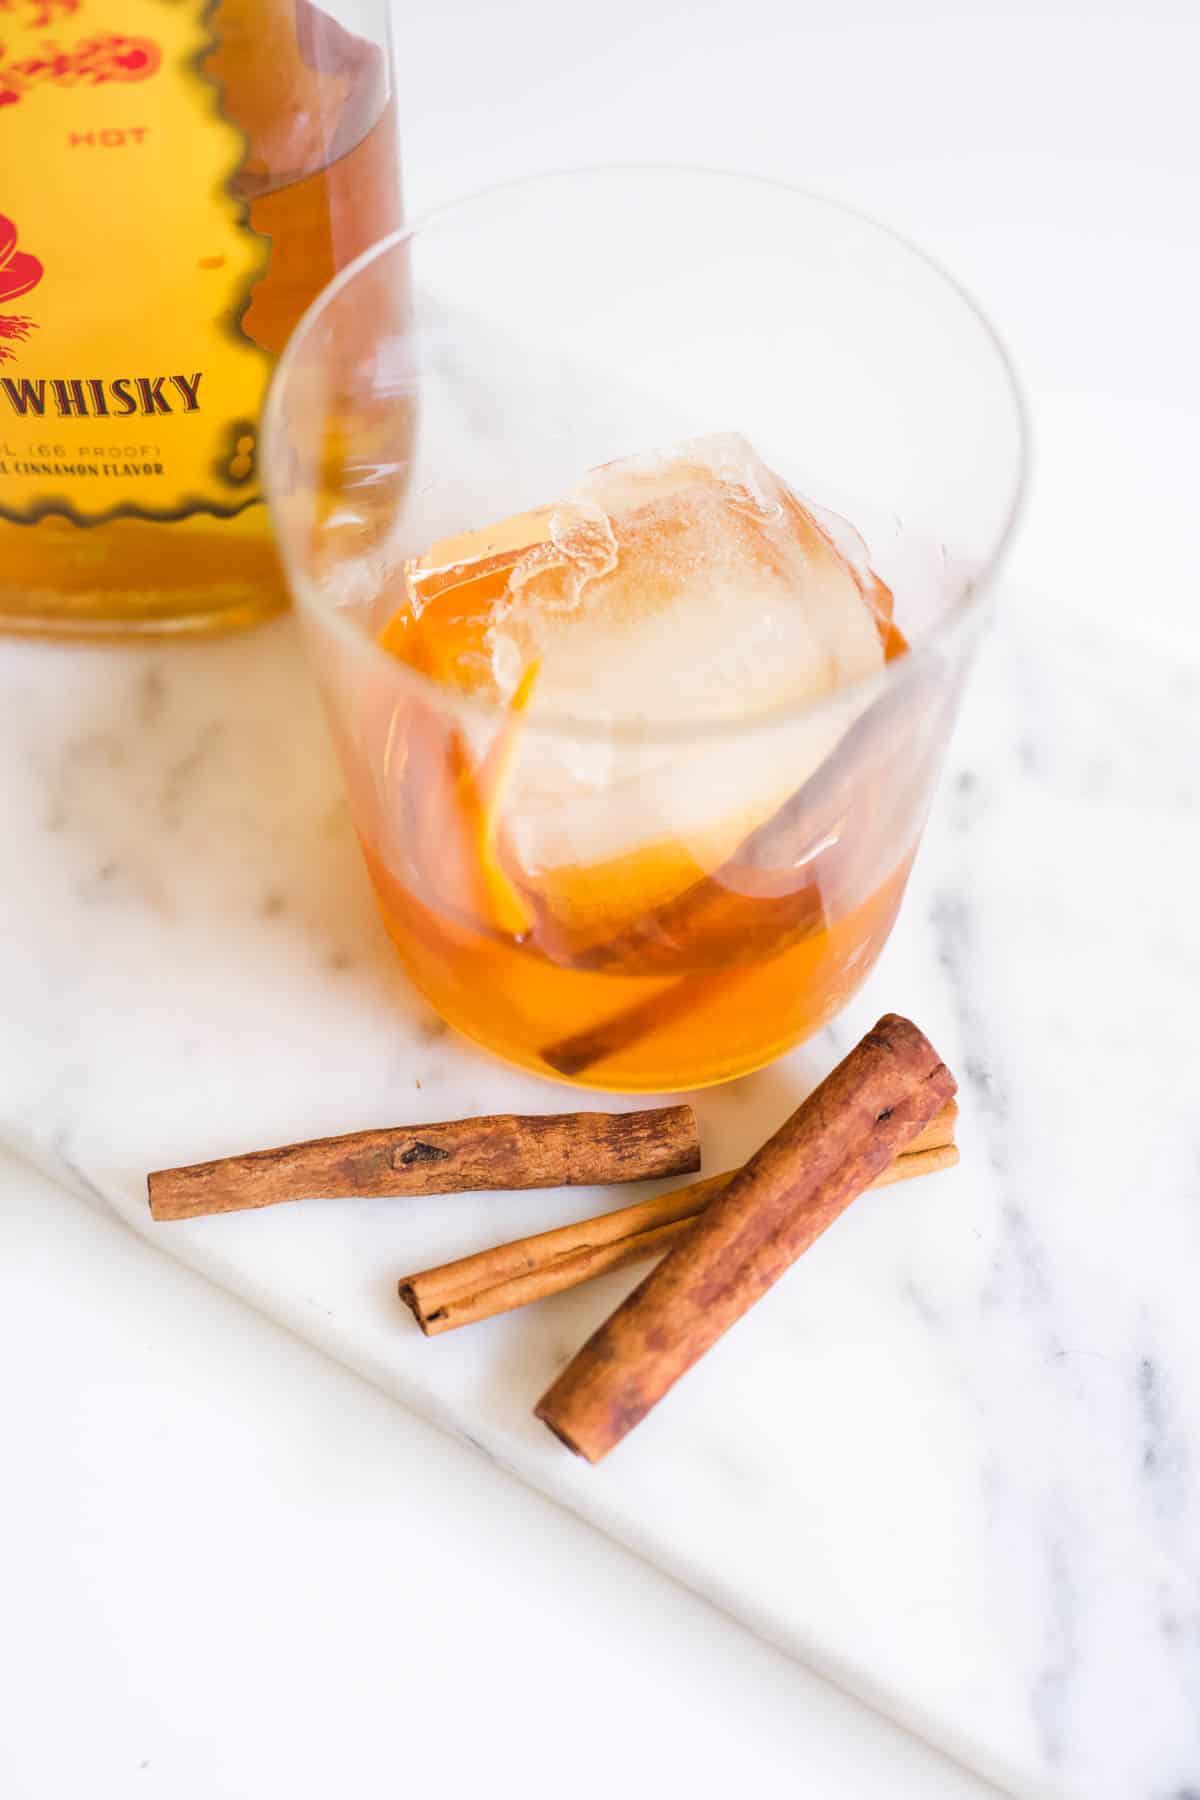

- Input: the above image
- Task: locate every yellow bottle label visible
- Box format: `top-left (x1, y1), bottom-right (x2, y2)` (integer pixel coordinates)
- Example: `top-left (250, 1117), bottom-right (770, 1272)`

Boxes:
top-left (0, 0), bottom-right (272, 525)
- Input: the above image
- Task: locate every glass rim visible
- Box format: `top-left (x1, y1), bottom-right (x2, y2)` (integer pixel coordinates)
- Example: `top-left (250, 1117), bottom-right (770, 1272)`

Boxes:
top-left (263, 163), bottom-right (1031, 749)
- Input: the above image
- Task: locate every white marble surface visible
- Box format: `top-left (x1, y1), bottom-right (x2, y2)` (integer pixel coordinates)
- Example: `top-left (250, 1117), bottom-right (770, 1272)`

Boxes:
top-left (2, 583), bottom-right (1198, 1800)
top-left (2, 1147), bottom-right (1001, 1800)
top-left (4, 0), bottom-right (1200, 1793)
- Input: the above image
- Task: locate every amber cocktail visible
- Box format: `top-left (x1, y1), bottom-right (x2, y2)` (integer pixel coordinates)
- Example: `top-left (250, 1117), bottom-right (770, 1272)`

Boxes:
top-left (264, 171), bottom-right (1025, 1090)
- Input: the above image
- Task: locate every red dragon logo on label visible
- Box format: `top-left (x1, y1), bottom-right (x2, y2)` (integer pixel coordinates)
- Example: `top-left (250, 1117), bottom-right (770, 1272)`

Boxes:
top-left (0, 0), bottom-right (79, 25)
top-left (0, 30), bottom-right (160, 103)
top-left (0, 214), bottom-right (43, 363)
top-left (0, 0), bottom-right (81, 27)
top-left (0, 0), bottom-right (161, 106)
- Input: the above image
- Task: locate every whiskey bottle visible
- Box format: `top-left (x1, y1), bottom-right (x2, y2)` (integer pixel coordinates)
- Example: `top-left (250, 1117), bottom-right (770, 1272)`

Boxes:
top-left (0, 0), bottom-right (402, 635)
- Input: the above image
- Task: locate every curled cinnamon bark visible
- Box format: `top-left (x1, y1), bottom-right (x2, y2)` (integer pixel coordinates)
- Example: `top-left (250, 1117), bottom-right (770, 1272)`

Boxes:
top-left (399, 1103), bottom-right (957, 1334)
top-left (148, 1105), bottom-right (700, 1222)
top-left (535, 1015), bottom-right (956, 1462)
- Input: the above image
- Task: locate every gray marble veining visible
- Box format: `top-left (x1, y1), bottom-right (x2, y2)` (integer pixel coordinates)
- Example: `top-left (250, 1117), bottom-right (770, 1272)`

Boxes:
top-left (1, 593), bottom-right (1198, 1798)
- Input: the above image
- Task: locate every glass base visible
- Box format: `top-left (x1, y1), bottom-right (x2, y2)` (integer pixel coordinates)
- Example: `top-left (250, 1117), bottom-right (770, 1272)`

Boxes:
top-left (431, 1000), bottom-right (815, 1094)
top-left (0, 501), bottom-right (289, 639)
top-left (0, 591), bottom-right (287, 640)
top-left (371, 862), bottom-right (908, 1094)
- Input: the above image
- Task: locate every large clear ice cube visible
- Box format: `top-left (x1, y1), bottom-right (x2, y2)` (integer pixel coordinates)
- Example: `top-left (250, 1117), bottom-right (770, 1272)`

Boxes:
top-left (389, 434), bottom-right (900, 927)
top-left (403, 432), bottom-right (890, 727)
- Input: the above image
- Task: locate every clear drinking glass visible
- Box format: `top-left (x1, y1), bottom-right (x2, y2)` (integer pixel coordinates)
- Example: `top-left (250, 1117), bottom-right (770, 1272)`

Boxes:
top-left (264, 168), bottom-right (1026, 1091)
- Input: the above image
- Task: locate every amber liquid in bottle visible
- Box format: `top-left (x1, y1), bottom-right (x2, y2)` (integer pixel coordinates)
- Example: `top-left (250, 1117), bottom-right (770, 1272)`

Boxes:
top-left (1, 0), bottom-right (402, 636)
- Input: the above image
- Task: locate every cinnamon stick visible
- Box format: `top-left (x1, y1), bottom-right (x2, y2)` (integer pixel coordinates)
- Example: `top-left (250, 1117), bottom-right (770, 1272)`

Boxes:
top-left (543, 969), bottom-right (746, 1080)
top-left (535, 1015), bottom-right (955, 1462)
top-left (147, 1105), bottom-right (699, 1223)
top-left (538, 668), bottom-right (952, 1078)
top-left (399, 1101), bottom-right (957, 1334)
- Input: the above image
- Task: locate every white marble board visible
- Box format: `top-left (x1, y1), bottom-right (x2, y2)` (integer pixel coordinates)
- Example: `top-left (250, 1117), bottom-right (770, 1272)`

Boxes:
top-left (2, 575), bottom-right (1197, 1798)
